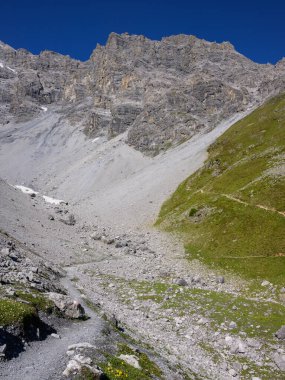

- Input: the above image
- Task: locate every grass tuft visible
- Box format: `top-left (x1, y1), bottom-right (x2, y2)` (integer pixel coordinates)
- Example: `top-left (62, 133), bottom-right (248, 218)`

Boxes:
top-left (0, 299), bottom-right (38, 327)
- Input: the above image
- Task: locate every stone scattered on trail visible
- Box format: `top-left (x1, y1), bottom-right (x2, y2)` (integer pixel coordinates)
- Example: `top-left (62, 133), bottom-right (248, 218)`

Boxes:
top-left (60, 214), bottom-right (76, 226)
top-left (229, 321), bottom-right (237, 329)
top-left (216, 276), bottom-right (225, 284)
top-left (90, 232), bottom-right (102, 240)
top-left (228, 368), bottom-right (238, 377)
top-left (115, 240), bottom-right (128, 248)
top-left (197, 317), bottom-right (209, 325)
top-left (225, 336), bottom-right (247, 354)
top-left (225, 335), bottom-right (233, 345)
top-left (63, 343), bottom-right (103, 378)
top-left (118, 354), bottom-right (141, 369)
top-left (175, 278), bottom-right (188, 286)
top-left (238, 341), bottom-right (246, 353)
top-left (47, 292), bottom-right (85, 319)
top-left (246, 338), bottom-right (262, 349)
top-left (273, 352), bottom-right (285, 371)
top-left (261, 280), bottom-right (271, 287)
top-left (51, 333), bottom-right (60, 339)
top-left (48, 215), bottom-right (55, 221)
top-left (192, 275), bottom-right (201, 284)
top-left (101, 235), bottom-right (114, 245)
top-left (275, 325), bottom-right (285, 340)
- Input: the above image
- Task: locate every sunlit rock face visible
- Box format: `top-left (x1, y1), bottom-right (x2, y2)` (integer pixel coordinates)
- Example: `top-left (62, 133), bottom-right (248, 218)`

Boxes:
top-left (0, 33), bottom-right (284, 154)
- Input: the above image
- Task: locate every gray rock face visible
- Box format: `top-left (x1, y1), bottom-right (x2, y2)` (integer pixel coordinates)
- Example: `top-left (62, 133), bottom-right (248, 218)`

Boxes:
top-left (0, 33), bottom-right (284, 154)
top-left (0, 239), bottom-right (62, 293)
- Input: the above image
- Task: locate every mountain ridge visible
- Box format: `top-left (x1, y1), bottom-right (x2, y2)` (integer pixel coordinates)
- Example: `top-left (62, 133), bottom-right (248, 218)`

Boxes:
top-left (0, 32), bottom-right (285, 154)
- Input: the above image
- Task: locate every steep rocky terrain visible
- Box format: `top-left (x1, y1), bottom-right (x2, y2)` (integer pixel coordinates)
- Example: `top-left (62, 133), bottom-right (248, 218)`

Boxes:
top-left (0, 33), bottom-right (284, 380)
top-left (1, 33), bottom-right (285, 154)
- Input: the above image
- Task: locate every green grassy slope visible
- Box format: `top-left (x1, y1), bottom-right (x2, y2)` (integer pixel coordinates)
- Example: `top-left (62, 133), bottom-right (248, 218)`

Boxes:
top-left (156, 94), bottom-right (285, 283)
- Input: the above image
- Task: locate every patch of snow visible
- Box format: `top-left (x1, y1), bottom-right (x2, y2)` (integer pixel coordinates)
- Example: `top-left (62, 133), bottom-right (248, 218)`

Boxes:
top-left (40, 106), bottom-right (48, 112)
top-left (7, 66), bottom-right (17, 74)
top-left (0, 62), bottom-right (17, 73)
top-left (15, 185), bottom-right (39, 195)
top-left (42, 195), bottom-right (66, 205)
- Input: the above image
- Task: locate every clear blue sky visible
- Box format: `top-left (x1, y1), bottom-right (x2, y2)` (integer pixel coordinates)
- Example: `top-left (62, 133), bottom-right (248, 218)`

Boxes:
top-left (0, 0), bottom-right (284, 64)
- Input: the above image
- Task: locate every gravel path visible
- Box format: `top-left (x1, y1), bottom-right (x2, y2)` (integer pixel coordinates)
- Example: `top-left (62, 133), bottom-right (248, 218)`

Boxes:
top-left (0, 273), bottom-right (104, 380)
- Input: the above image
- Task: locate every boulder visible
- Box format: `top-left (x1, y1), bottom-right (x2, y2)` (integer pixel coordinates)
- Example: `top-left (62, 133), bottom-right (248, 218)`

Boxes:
top-left (273, 352), bottom-right (285, 371)
top-left (115, 240), bottom-right (128, 248)
top-left (60, 214), bottom-right (76, 226)
top-left (175, 278), bottom-right (188, 286)
top-left (275, 325), bottom-right (285, 340)
top-left (229, 321), bottom-right (237, 329)
top-left (90, 232), bottom-right (102, 241)
top-left (47, 292), bottom-right (85, 319)
top-left (216, 276), bottom-right (225, 284)
top-left (118, 354), bottom-right (141, 369)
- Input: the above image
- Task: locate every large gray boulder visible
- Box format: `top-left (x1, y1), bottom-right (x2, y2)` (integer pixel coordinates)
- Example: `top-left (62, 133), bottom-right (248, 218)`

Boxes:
top-left (47, 292), bottom-right (85, 319)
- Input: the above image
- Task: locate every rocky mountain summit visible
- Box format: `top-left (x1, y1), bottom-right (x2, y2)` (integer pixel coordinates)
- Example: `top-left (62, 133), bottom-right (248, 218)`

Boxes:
top-left (0, 33), bottom-right (285, 154)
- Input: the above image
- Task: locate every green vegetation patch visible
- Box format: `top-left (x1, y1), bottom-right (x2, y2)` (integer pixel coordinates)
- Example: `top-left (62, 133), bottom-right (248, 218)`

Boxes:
top-left (109, 276), bottom-right (285, 341)
top-left (75, 366), bottom-right (97, 380)
top-left (156, 93), bottom-right (285, 283)
top-left (99, 342), bottom-right (163, 380)
top-left (0, 299), bottom-right (38, 327)
top-left (15, 290), bottom-right (54, 312)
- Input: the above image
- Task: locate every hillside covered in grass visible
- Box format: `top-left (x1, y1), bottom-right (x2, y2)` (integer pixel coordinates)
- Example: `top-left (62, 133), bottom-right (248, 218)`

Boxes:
top-left (156, 93), bottom-right (285, 283)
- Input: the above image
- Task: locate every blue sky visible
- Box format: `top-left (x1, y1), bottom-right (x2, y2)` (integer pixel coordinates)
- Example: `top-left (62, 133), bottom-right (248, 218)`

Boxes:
top-left (0, 0), bottom-right (284, 64)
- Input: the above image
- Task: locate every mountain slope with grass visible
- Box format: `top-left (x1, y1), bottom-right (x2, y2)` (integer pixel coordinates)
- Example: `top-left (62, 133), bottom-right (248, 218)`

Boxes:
top-left (156, 93), bottom-right (285, 284)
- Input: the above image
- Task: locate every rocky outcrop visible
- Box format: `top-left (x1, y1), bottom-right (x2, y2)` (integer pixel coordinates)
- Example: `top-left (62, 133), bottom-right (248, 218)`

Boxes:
top-left (0, 33), bottom-right (284, 153)
top-left (0, 240), bottom-right (63, 293)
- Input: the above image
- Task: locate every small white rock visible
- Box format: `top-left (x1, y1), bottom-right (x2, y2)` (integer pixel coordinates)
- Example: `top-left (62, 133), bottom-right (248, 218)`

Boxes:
top-left (261, 280), bottom-right (271, 287)
top-left (229, 368), bottom-right (237, 377)
top-left (238, 341), bottom-right (246, 353)
top-left (118, 354), bottom-right (141, 369)
top-left (51, 333), bottom-right (60, 339)
top-left (229, 321), bottom-right (237, 329)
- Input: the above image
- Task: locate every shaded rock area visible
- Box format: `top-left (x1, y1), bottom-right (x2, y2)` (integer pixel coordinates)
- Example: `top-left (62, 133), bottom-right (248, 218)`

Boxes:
top-left (0, 240), bottom-right (63, 293)
top-left (0, 33), bottom-right (285, 154)
top-left (0, 234), bottom-right (86, 360)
